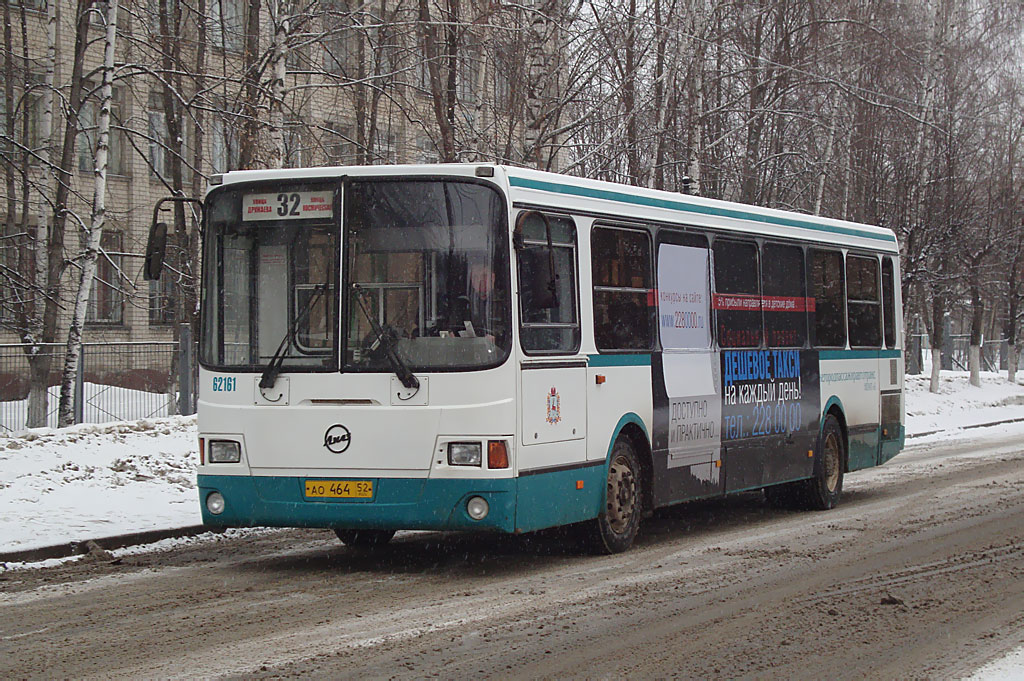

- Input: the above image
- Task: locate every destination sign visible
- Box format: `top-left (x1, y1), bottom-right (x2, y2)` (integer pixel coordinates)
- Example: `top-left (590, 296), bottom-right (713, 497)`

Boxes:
top-left (242, 191), bottom-right (333, 221)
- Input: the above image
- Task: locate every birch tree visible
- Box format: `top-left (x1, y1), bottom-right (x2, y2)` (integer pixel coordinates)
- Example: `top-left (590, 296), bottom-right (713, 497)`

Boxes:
top-left (58, 0), bottom-right (119, 427)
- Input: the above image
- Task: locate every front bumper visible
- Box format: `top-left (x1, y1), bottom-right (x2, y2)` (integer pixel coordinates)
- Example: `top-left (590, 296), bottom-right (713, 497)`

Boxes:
top-left (197, 474), bottom-right (516, 533)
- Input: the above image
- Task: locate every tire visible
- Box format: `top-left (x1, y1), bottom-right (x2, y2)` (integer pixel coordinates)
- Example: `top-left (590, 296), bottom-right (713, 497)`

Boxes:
top-left (334, 529), bottom-right (396, 548)
top-left (802, 414), bottom-right (845, 510)
top-left (588, 438), bottom-right (643, 554)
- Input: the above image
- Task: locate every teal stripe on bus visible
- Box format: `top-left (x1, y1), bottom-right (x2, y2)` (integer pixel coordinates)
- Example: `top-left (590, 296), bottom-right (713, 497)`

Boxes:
top-left (508, 176), bottom-right (898, 245)
top-left (588, 354), bottom-right (652, 367)
top-left (819, 349), bottom-right (902, 360)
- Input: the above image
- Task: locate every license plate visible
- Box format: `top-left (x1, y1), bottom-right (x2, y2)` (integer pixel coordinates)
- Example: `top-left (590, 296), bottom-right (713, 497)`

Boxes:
top-left (304, 480), bottom-right (373, 498)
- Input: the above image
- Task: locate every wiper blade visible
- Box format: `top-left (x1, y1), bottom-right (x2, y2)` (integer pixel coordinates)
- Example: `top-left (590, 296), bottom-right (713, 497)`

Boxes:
top-left (259, 283), bottom-right (328, 390)
top-left (353, 284), bottom-right (420, 391)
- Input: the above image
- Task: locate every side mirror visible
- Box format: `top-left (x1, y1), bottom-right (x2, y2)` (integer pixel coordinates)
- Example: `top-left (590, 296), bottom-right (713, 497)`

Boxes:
top-left (145, 196), bottom-right (204, 281)
top-left (143, 221), bottom-right (168, 281)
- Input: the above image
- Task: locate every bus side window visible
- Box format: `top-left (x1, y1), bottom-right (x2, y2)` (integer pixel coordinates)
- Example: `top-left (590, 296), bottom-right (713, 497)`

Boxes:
top-left (592, 227), bottom-right (653, 351)
top-left (762, 242), bottom-right (807, 348)
top-left (517, 212), bottom-right (580, 354)
top-left (882, 257), bottom-right (896, 349)
top-left (847, 255), bottom-right (881, 348)
top-left (810, 249), bottom-right (846, 348)
top-left (712, 239), bottom-right (761, 348)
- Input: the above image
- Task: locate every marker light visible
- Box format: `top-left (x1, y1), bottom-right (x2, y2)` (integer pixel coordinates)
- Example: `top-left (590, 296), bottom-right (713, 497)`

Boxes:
top-left (466, 496), bottom-right (489, 520)
top-left (208, 440), bottom-right (241, 463)
top-left (487, 440), bottom-right (509, 469)
top-left (206, 492), bottom-right (226, 515)
top-left (448, 442), bottom-right (482, 466)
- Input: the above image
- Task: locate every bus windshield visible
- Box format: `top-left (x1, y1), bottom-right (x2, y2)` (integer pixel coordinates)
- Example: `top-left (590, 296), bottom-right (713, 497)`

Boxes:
top-left (200, 183), bottom-right (339, 371)
top-left (200, 177), bottom-right (510, 374)
top-left (344, 179), bottom-right (510, 372)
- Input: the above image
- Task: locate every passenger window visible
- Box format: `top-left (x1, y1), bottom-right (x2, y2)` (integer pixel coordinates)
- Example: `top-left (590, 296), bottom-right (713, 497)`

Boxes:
top-left (592, 227), bottom-right (653, 351)
top-left (516, 212), bottom-right (580, 354)
top-left (882, 257), bottom-right (896, 349)
top-left (713, 239), bottom-right (761, 348)
top-left (810, 249), bottom-right (846, 347)
top-left (847, 255), bottom-right (881, 348)
top-left (762, 243), bottom-right (807, 348)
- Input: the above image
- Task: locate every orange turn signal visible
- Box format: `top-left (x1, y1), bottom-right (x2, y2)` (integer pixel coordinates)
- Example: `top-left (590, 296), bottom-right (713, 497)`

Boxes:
top-left (199, 437), bottom-right (205, 465)
top-left (488, 440), bottom-right (509, 469)
top-left (595, 374), bottom-right (606, 385)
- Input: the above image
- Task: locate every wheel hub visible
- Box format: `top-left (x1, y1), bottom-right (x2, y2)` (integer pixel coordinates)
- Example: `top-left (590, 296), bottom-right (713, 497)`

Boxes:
top-left (607, 455), bottom-right (637, 533)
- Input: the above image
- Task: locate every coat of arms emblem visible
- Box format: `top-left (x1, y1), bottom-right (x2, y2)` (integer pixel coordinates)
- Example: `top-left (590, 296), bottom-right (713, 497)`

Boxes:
top-left (546, 386), bottom-right (561, 424)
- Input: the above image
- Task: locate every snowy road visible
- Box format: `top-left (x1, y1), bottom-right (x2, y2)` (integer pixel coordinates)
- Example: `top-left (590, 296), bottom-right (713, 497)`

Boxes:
top-left (2, 427), bottom-right (1024, 679)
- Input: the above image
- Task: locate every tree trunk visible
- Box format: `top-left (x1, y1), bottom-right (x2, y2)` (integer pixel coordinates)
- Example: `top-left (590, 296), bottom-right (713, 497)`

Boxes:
top-left (58, 0), bottom-right (118, 427)
top-left (268, 0), bottom-right (288, 169)
top-left (968, 274), bottom-right (983, 387)
top-left (22, 0), bottom-right (61, 428)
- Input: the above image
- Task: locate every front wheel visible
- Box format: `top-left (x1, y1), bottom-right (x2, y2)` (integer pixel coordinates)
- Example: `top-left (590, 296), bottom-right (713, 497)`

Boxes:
top-left (334, 529), bottom-right (395, 548)
top-left (803, 414), bottom-right (845, 510)
top-left (588, 438), bottom-right (642, 554)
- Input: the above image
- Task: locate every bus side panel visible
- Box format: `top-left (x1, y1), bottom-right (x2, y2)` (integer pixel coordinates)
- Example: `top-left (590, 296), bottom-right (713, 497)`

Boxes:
top-left (820, 352), bottom-right (882, 471)
top-left (650, 352), bottom-right (725, 507)
top-left (720, 349), bottom-right (820, 493)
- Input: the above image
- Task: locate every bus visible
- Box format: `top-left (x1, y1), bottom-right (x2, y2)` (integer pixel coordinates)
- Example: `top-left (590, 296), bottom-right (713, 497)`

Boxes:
top-left (146, 164), bottom-right (904, 554)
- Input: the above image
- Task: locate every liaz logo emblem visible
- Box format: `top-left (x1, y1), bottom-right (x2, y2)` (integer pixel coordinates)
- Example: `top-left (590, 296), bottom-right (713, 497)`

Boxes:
top-left (323, 424), bottom-right (351, 453)
top-left (546, 387), bottom-right (561, 425)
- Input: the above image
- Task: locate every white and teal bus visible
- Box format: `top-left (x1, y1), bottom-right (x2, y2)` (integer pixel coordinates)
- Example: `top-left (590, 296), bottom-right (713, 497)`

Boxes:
top-left (148, 164), bottom-right (903, 553)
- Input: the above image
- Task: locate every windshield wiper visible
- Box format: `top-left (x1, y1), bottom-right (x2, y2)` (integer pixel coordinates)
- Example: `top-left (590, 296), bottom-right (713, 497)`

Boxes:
top-left (352, 284), bottom-right (420, 391)
top-left (259, 283), bottom-right (329, 390)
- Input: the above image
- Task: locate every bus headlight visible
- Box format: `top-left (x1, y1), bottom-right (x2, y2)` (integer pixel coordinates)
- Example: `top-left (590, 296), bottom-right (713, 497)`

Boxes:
top-left (466, 496), bottom-right (489, 520)
top-left (448, 442), bottom-right (482, 466)
top-left (206, 492), bottom-right (226, 515)
top-left (208, 441), bottom-right (241, 463)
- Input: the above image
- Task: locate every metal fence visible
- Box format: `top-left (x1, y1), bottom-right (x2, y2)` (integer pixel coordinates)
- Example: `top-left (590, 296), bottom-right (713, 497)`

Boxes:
top-left (0, 332), bottom-right (195, 433)
top-left (906, 333), bottom-right (1007, 374)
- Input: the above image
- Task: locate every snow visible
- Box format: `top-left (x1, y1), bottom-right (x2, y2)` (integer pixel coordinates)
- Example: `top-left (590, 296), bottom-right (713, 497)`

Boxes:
top-left (0, 417), bottom-right (199, 556)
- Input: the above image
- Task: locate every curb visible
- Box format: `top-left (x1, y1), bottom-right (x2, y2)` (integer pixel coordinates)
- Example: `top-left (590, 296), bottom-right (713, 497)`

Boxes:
top-left (906, 416), bottom-right (1024, 440)
top-left (0, 525), bottom-right (210, 565)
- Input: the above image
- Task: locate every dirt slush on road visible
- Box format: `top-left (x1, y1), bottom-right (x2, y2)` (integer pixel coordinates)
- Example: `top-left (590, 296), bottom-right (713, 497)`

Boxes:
top-left (2, 429), bottom-right (1024, 679)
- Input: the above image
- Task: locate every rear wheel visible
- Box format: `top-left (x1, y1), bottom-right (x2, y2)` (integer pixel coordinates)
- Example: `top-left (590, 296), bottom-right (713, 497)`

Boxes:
top-left (803, 414), bottom-right (845, 510)
top-left (334, 529), bottom-right (395, 548)
top-left (588, 438), bottom-right (642, 554)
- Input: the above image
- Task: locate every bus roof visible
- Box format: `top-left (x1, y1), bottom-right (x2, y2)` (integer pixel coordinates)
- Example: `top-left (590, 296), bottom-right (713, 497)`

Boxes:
top-left (213, 163), bottom-right (900, 254)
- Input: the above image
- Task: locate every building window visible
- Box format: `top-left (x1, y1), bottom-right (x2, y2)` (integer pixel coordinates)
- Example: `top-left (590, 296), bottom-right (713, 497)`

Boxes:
top-left (713, 239), bottom-right (761, 348)
top-left (322, 0), bottom-right (359, 76)
top-left (149, 271), bottom-right (177, 325)
top-left (283, 119), bottom-right (306, 168)
top-left (324, 123), bottom-right (354, 165)
top-left (87, 231), bottom-right (124, 325)
top-left (77, 85), bottom-right (125, 176)
top-left (147, 91), bottom-right (189, 181)
top-left (211, 107), bottom-right (240, 174)
top-left (209, 0), bottom-right (245, 52)
top-left (592, 226), bottom-right (652, 351)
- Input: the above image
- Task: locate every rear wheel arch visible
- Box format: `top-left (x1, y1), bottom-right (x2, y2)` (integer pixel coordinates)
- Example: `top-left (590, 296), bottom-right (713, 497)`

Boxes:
top-left (822, 398), bottom-right (850, 472)
top-left (606, 415), bottom-right (653, 514)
